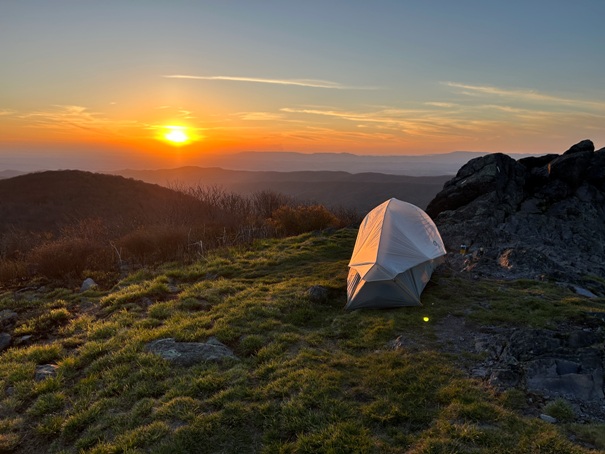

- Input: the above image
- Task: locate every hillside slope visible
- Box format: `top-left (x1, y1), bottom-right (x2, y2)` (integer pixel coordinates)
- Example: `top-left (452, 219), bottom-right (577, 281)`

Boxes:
top-left (1, 230), bottom-right (604, 452)
top-left (0, 170), bottom-right (209, 234)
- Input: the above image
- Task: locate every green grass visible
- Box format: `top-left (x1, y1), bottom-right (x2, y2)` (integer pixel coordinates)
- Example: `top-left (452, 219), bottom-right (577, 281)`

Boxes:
top-left (0, 228), bottom-right (603, 453)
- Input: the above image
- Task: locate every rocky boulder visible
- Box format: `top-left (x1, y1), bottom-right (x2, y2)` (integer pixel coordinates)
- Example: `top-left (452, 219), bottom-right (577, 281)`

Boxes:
top-left (145, 337), bottom-right (238, 366)
top-left (427, 140), bottom-right (605, 286)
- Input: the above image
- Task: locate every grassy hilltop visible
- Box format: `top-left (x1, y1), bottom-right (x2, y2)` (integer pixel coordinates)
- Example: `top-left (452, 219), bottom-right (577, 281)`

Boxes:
top-left (1, 229), bottom-right (605, 453)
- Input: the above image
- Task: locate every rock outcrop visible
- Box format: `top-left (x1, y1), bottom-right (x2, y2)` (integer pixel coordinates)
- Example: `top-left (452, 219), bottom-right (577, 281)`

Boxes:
top-left (427, 140), bottom-right (605, 287)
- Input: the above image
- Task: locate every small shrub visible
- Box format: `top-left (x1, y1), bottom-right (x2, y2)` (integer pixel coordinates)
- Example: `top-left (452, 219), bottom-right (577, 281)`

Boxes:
top-left (28, 238), bottom-right (114, 280)
top-left (270, 205), bottom-right (338, 236)
top-left (0, 259), bottom-right (28, 286)
top-left (118, 225), bottom-right (190, 265)
top-left (544, 398), bottom-right (575, 422)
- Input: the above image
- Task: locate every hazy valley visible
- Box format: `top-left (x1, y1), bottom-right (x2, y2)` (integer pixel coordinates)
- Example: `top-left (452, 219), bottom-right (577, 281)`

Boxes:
top-left (111, 167), bottom-right (450, 212)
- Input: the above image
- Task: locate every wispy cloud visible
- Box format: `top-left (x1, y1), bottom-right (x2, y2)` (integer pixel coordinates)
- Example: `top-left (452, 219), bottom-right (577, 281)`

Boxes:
top-left (424, 102), bottom-right (456, 108)
top-left (16, 105), bottom-right (138, 136)
top-left (442, 82), bottom-right (605, 111)
top-left (236, 111), bottom-right (285, 121)
top-left (279, 106), bottom-right (501, 140)
top-left (19, 105), bottom-right (105, 130)
top-left (0, 109), bottom-right (14, 116)
top-left (163, 74), bottom-right (378, 90)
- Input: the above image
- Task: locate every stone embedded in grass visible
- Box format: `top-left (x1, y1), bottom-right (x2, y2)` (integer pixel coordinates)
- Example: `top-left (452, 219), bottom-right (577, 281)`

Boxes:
top-left (145, 337), bottom-right (238, 366)
top-left (570, 285), bottom-right (598, 298)
top-left (35, 364), bottom-right (58, 381)
top-left (15, 335), bottom-right (33, 346)
top-left (307, 285), bottom-right (329, 303)
top-left (80, 278), bottom-right (98, 292)
top-left (540, 413), bottom-right (557, 424)
top-left (0, 332), bottom-right (11, 351)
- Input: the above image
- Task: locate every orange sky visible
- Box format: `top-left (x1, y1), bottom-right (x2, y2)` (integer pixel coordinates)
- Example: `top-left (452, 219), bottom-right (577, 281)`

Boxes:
top-left (2, 2), bottom-right (605, 170)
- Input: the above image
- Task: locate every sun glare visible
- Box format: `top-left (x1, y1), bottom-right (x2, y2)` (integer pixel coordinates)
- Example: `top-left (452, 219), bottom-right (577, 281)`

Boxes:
top-left (162, 126), bottom-right (190, 145)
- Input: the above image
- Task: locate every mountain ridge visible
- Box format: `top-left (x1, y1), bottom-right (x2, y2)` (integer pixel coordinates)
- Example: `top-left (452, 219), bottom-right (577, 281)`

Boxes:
top-left (109, 166), bottom-right (450, 212)
top-left (0, 150), bottom-right (537, 175)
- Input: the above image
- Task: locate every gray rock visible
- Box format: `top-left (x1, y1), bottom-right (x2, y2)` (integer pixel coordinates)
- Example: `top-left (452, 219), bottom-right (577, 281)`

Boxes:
top-left (35, 364), bottom-right (58, 381)
top-left (488, 368), bottom-right (521, 388)
top-left (549, 150), bottom-right (593, 187)
top-left (0, 333), bottom-right (11, 351)
top-left (540, 414), bottom-right (557, 423)
top-left (145, 337), bottom-right (238, 366)
top-left (568, 330), bottom-right (601, 348)
top-left (15, 335), bottom-right (33, 346)
top-left (471, 367), bottom-right (489, 378)
top-left (80, 278), bottom-right (98, 292)
top-left (0, 310), bottom-right (18, 329)
top-left (571, 285), bottom-right (598, 298)
top-left (496, 328), bottom-right (604, 403)
top-left (307, 285), bottom-right (329, 303)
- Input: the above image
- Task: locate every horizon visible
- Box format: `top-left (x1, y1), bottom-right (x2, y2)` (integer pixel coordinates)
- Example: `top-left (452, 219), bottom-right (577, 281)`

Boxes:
top-left (0, 148), bottom-right (539, 175)
top-left (2, 1), bottom-right (605, 171)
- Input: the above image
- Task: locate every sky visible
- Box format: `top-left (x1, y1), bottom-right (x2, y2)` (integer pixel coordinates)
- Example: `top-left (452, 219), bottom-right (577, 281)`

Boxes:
top-left (1, 0), bottom-right (605, 170)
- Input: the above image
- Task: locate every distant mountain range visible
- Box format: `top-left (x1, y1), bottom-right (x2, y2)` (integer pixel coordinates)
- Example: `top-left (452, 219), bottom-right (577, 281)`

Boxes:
top-left (110, 167), bottom-right (451, 212)
top-left (2, 150), bottom-right (535, 212)
top-left (0, 150), bottom-right (535, 178)
top-left (177, 150), bottom-right (532, 176)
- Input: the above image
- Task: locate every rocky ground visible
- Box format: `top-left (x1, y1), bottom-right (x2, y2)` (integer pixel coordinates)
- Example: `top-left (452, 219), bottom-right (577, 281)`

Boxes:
top-left (389, 294), bottom-right (605, 423)
top-left (423, 142), bottom-right (605, 426)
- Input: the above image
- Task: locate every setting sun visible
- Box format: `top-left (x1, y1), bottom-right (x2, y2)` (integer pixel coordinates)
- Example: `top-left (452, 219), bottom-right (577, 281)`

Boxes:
top-left (162, 126), bottom-right (190, 145)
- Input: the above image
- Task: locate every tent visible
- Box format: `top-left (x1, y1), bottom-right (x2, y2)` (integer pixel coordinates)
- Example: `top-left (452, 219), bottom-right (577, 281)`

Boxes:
top-left (346, 198), bottom-right (446, 310)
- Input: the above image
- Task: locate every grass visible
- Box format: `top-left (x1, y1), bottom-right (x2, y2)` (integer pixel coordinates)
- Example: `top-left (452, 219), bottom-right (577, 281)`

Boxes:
top-left (0, 228), bottom-right (604, 453)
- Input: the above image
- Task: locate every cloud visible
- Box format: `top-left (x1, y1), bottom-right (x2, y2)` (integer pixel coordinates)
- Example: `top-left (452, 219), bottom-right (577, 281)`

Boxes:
top-left (279, 106), bottom-right (500, 140)
top-left (424, 102), bottom-right (456, 108)
top-left (280, 107), bottom-right (428, 125)
top-left (442, 82), bottom-right (605, 111)
top-left (163, 74), bottom-right (378, 90)
top-left (16, 105), bottom-right (138, 136)
top-left (0, 109), bottom-right (14, 116)
top-left (19, 105), bottom-right (102, 127)
top-left (236, 112), bottom-right (284, 121)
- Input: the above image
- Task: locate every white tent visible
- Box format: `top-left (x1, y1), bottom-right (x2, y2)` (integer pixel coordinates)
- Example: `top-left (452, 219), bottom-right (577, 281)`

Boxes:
top-left (346, 198), bottom-right (446, 310)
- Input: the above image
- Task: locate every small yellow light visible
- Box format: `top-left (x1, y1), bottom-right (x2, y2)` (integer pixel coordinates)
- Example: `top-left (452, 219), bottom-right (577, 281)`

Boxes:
top-left (423, 317), bottom-right (430, 322)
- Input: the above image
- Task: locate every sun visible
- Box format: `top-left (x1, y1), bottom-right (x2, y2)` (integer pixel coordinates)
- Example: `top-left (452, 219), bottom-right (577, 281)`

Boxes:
top-left (162, 126), bottom-right (190, 145)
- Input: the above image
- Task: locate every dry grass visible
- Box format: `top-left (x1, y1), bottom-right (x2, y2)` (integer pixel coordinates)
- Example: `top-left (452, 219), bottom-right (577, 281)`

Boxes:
top-left (0, 172), bottom-right (359, 288)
